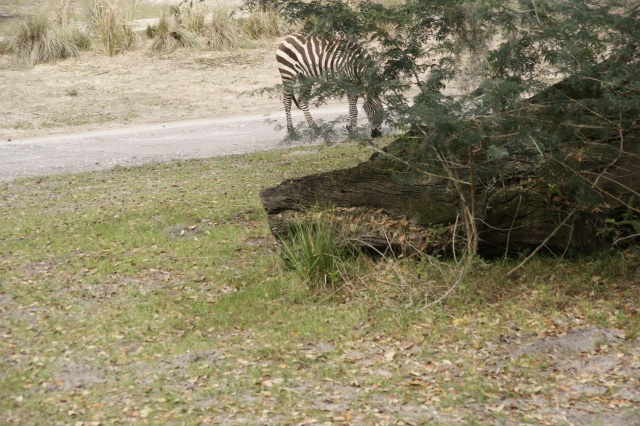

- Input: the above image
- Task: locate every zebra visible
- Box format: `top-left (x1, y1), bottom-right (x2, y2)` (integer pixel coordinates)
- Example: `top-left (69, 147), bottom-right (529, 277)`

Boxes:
top-left (276, 32), bottom-right (383, 138)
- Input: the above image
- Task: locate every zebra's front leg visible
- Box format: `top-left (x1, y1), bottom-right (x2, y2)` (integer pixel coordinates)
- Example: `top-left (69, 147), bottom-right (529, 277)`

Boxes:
top-left (346, 95), bottom-right (358, 134)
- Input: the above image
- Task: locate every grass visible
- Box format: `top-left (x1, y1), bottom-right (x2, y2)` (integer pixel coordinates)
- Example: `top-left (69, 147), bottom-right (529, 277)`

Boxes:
top-left (280, 210), bottom-right (352, 290)
top-left (5, 0), bottom-right (91, 66)
top-left (1, 144), bottom-right (638, 424)
top-left (2, 0), bottom-right (285, 62)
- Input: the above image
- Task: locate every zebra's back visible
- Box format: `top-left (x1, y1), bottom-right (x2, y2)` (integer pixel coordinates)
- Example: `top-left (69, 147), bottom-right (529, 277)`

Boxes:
top-left (276, 33), bottom-right (361, 83)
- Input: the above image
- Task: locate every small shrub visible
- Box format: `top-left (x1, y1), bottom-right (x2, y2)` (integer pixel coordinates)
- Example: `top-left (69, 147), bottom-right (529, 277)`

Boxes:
top-left (90, 0), bottom-right (139, 56)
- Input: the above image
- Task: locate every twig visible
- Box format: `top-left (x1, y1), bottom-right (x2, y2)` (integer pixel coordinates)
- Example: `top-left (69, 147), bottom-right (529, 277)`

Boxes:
top-left (531, 0), bottom-right (541, 23)
top-left (552, 159), bottom-right (640, 215)
top-left (614, 233), bottom-right (640, 245)
top-left (420, 255), bottom-right (473, 310)
top-left (502, 194), bottom-right (523, 263)
top-left (452, 213), bottom-right (459, 263)
top-left (507, 208), bottom-right (576, 276)
top-left (529, 134), bottom-right (545, 158)
top-left (559, 221), bottom-right (574, 260)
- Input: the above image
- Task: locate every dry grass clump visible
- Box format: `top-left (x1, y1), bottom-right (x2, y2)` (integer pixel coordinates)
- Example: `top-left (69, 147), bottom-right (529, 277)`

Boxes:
top-left (90, 0), bottom-right (139, 56)
top-left (10, 0), bottom-right (90, 67)
top-left (242, 8), bottom-right (285, 40)
top-left (12, 15), bottom-right (80, 67)
top-left (171, 2), bottom-right (207, 35)
top-left (149, 12), bottom-right (202, 53)
top-left (207, 6), bottom-right (255, 51)
top-left (0, 38), bottom-right (13, 55)
top-left (147, 3), bottom-right (262, 52)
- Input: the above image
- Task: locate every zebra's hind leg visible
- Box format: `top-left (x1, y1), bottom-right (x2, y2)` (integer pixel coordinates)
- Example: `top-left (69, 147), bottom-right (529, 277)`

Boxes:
top-left (283, 92), bottom-right (294, 132)
top-left (346, 95), bottom-right (358, 134)
top-left (298, 84), bottom-right (316, 129)
top-left (299, 98), bottom-right (316, 129)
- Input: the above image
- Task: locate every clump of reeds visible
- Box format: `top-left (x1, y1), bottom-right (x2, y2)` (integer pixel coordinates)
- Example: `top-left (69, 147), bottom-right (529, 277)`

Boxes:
top-left (280, 213), bottom-right (350, 291)
top-left (147, 1), bottom-right (284, 53)
top-left (171, 1), bottom-right (207, 35)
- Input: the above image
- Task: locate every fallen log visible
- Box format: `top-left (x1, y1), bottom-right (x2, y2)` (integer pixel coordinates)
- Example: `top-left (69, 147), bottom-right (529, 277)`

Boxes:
top-left (261, 147), bottom-right (629, 257)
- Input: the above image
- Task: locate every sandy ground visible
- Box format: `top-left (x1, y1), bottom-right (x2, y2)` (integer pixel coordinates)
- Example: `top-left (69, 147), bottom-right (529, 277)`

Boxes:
top-left (0, 36), bottom-right (288, 141)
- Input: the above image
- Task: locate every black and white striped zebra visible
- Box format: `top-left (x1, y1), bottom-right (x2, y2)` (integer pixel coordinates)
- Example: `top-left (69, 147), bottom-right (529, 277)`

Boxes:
top-left (276, 33), bottom-right (383, 138)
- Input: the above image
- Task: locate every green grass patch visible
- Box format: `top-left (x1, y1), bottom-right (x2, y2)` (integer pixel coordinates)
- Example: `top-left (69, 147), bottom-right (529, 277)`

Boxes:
top-left (1, 143), bottom-right (638, 424)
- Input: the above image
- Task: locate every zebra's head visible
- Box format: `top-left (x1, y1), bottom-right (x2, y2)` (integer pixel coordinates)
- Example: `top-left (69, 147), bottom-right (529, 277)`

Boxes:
top-left (363, 95), bottom-right (383, 138)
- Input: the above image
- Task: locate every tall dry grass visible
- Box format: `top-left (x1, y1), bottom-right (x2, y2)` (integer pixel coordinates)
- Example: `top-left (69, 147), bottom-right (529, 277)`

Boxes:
top-left (0, 38), bottom-right (13, 55)
top-left (148, 2), bottom-right (269, 52)
top-left (90, 0), bottom-right (139, 56)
